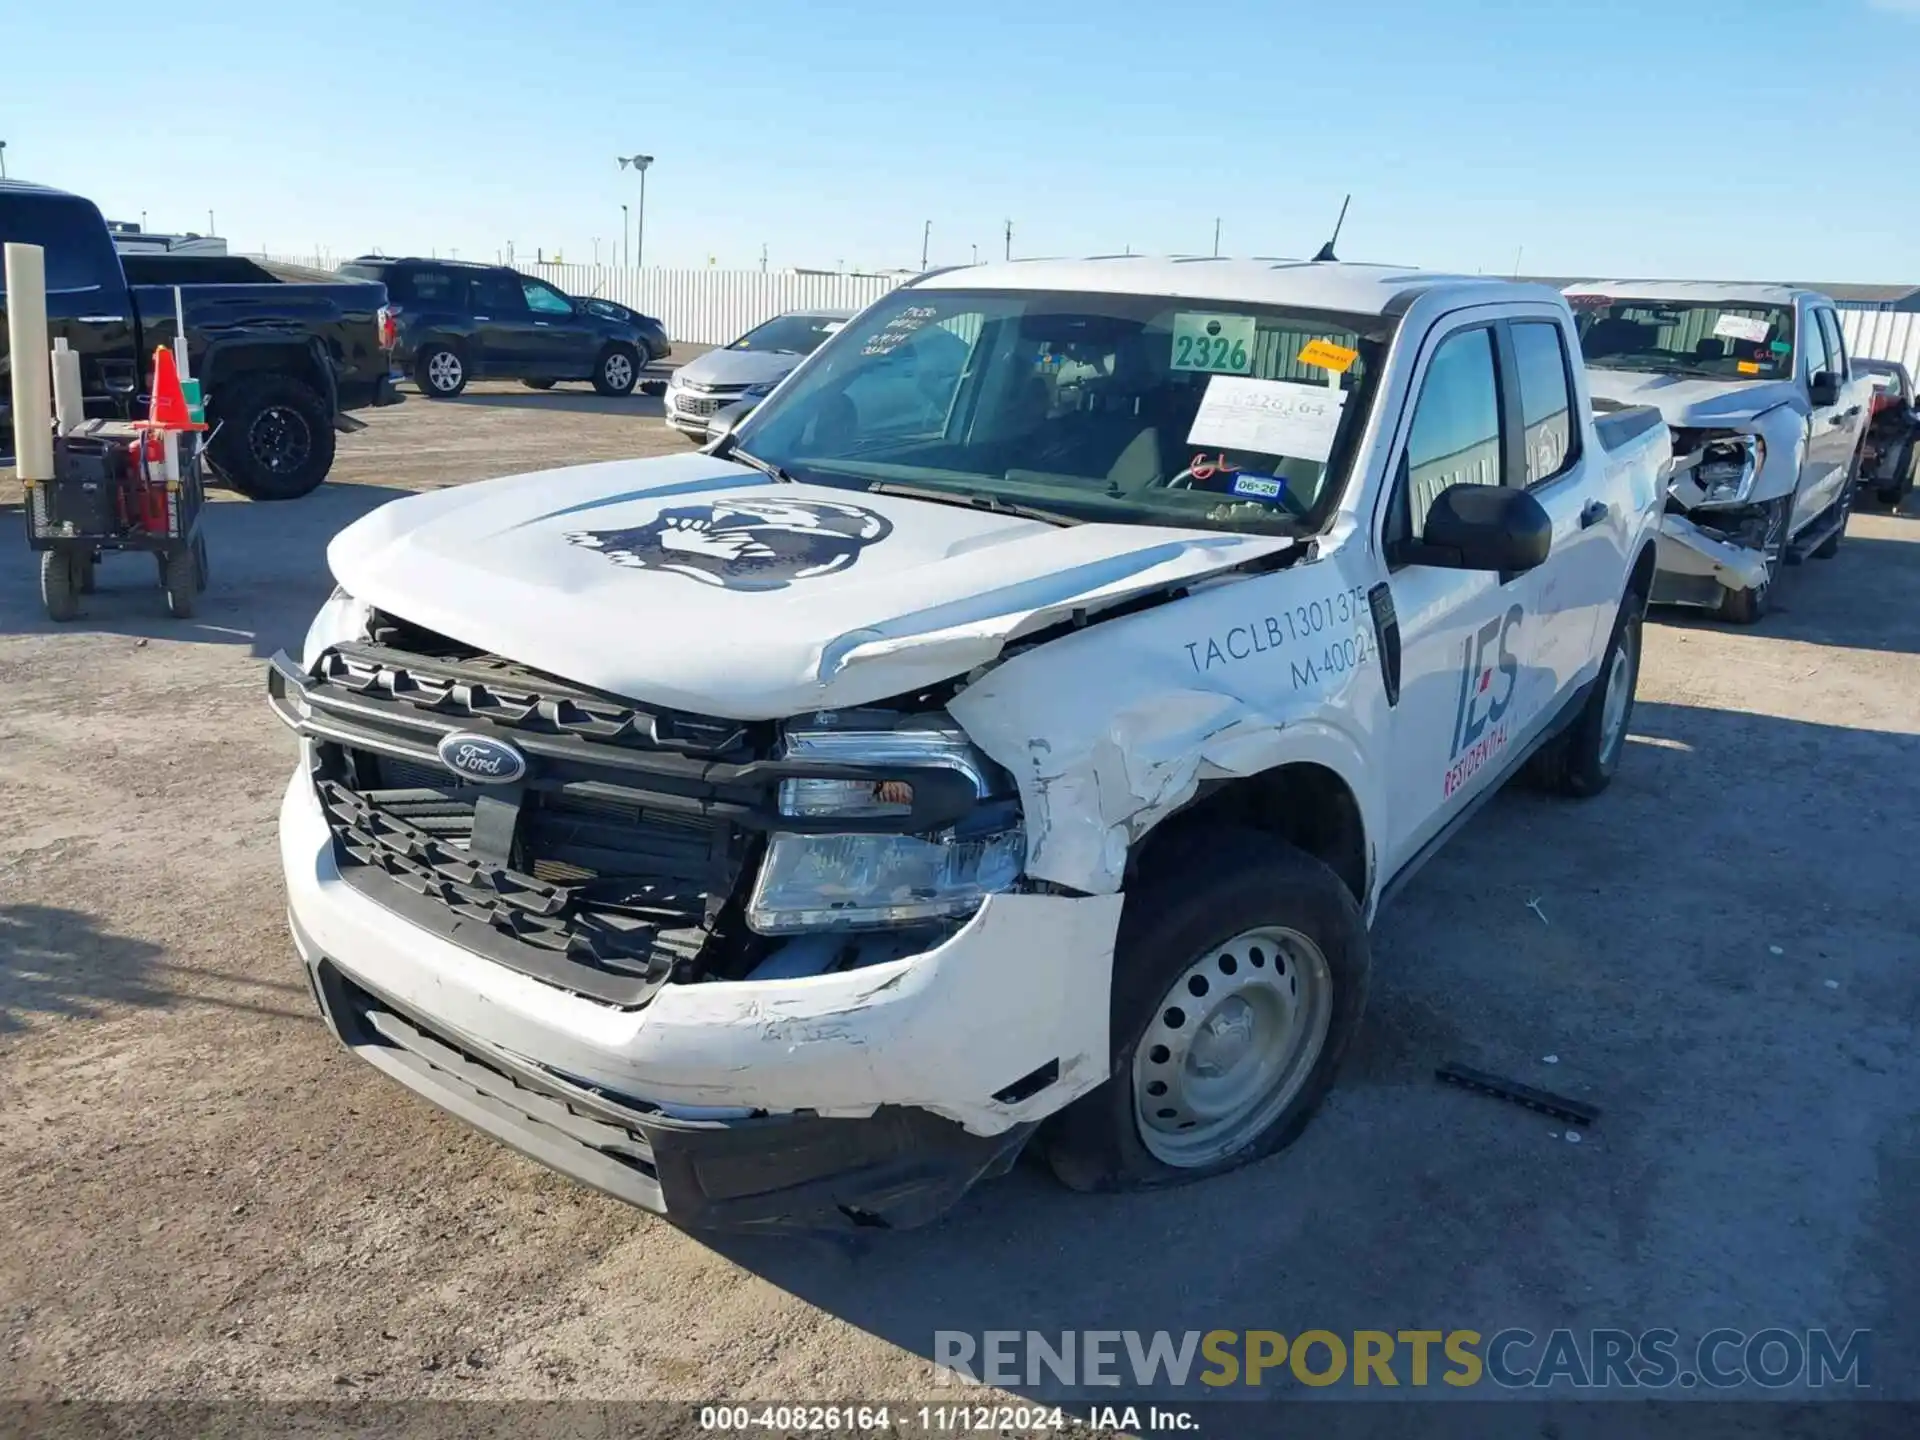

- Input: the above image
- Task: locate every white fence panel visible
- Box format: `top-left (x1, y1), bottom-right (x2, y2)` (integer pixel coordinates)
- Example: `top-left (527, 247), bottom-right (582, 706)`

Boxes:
top-left (1839, 308), bottom-right (1920, 377)
top-left (524, 265), bottom-right (905, 346)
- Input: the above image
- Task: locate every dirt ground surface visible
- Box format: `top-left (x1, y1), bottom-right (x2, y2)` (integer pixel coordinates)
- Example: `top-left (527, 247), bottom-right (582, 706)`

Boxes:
top-left (2, 378), bottom-right (1916, 1424)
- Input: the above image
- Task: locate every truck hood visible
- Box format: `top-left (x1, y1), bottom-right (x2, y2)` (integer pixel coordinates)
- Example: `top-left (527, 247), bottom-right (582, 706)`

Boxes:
top-left (327, 454), bottom-right (1295, 719)
top-left (1584, 367), bottom-right (1804, 429)
top-left (672, 348), bottom-right (803, 389)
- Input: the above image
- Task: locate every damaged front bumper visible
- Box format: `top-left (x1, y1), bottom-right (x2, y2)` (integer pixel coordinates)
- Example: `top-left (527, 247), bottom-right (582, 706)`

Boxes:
top-left (280, 771), bottom-right (1119, 1231)
top-left (1651, 512), bottom-right (1772, 608)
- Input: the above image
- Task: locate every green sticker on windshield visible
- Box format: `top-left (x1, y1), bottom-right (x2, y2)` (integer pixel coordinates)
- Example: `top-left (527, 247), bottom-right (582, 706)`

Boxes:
top-left (1172, 313), bottom-right (1256, 374)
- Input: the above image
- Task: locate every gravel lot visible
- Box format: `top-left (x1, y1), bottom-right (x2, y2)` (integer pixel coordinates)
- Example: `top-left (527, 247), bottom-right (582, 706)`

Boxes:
top-left (2, 379), bottom-right (1916, 1419)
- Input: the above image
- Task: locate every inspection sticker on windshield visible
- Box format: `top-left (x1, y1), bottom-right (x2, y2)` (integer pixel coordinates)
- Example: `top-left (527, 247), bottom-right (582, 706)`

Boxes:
top-left (1297, 338), bottom-right (1359, 374)
top-left (1172, 313), bottom-right (1256, 374)
top-left (1187, 376), bottom-right (1346, 461)
top-left (1713, 314), bottom-right (1772, 344)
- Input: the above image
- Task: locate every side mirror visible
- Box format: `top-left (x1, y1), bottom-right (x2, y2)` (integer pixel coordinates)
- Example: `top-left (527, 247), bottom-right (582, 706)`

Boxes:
top-left (1809, 372), bottom-right (1842, 407)
top-left (1392, 483), bottom-right (1552, 573)
top-left (702, 399), bottom-right (756, 449)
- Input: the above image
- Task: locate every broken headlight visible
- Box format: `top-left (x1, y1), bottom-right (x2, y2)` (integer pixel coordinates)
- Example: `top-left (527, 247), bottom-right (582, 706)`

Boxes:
top-left (1688, 433), bottom-right (1765, 507)
top-left (746, 721), bottom-right (1026, 935)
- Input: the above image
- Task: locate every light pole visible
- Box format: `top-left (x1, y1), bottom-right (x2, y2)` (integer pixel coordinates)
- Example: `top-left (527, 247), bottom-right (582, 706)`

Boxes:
top-left (618, 154), bottom-right (654, 268)
top-left (620, 204), bottom-right (629, 268)
top-left (0, 141), bottom-right (8, 179)
top-left (921, 220), bottom-right (931, 270)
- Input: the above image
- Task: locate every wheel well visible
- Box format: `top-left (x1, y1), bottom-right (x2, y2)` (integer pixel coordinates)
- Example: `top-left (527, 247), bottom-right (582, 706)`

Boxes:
top-left (204, 344), bottom-right (325, 397)
top-left (1125, 762), bottom-right (1368, 906)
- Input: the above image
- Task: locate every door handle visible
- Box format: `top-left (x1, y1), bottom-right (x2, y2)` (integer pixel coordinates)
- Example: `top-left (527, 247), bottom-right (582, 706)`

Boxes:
top-left (1580, 499), bottom-right (1609, 529)
top-left (473, 314), bottom-right (491, 321)
top-left (534, 321), bottom-right (551, 327)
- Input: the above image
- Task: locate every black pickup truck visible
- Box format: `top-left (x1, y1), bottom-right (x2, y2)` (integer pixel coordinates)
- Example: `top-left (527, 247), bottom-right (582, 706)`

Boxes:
top-left (2, 180), bottom-right (401, 499)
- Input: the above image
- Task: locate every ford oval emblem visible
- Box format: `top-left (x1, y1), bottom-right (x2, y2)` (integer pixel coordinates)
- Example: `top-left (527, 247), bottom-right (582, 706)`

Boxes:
top-left (436, 731), bottom-right (527, 785)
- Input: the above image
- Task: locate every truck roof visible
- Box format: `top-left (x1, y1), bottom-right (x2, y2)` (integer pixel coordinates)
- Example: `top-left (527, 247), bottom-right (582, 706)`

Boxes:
top-left (1563, 279), bottom-right (1831, 308)
top-left (910, 256), bottom-right (1565, 318)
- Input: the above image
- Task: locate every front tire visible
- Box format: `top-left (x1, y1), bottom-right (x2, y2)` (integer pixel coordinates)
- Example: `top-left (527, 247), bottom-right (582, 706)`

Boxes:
top-left (1717, 494), bottom-right (1790, 625)
top-left (209, 373), bottom-right (335, 501)
top-left (1041, 828), bottom-right (1369, 1193)
top-left (592, 344), bottom-right (639, 397)
top-left (40, 550), bottom-right (80, 622)
top-left (417, 344), bottom-right (468, 398)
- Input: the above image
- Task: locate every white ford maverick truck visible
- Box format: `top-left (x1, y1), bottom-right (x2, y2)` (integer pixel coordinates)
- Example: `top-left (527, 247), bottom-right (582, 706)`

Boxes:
top-left (272, 258), bottom-right (1667, 1230)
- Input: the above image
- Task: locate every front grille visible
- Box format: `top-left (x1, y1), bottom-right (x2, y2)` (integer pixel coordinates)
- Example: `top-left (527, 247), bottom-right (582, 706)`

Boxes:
top-left (304, 615), bottom-right (770, 1008)
top-left (674, 394), bottom-right (720, 417)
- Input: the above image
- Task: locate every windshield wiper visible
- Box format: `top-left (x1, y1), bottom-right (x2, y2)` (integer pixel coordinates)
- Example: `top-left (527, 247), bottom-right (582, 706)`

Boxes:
top-left (867, 481), bottom-right (1082, 527)
top-left (724, 445), bottom-right (797, 484)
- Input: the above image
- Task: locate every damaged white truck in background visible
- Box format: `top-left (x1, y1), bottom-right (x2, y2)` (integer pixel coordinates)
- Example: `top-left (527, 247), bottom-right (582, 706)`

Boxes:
top-left (1565, 282), bottom-right (1873, 623)
top-left (270, 258), bottom-right (1666, 1231)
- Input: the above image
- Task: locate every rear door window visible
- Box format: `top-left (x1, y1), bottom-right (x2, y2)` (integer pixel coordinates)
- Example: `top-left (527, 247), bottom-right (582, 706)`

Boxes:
top-left (0, 195), bottom-right (123, 295)
top-left (469, 271), bottom-right (526, 316)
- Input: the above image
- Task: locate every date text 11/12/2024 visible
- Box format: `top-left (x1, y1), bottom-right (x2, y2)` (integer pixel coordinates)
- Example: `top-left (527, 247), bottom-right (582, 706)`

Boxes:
top-left (699, 1404), bottom-right (1199, 1434)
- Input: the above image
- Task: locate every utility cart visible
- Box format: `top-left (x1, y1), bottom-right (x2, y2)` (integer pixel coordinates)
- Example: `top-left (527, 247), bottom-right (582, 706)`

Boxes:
top-left (25, 419), bottom-right (209, 622)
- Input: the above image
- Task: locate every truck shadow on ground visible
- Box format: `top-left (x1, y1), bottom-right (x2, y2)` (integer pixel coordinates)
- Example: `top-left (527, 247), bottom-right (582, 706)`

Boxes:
top-left (0, 903), bottom-right (171, 1034)
top-left (0, 481), bottom-right (399, 658)
top-left (0, 903), bottom-right (312, 1035)
top-left (698, 696), bottom-right (1920, 1406)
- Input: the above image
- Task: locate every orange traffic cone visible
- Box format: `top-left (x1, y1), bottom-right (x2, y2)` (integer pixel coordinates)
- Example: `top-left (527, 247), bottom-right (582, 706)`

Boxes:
top-left (135, 345), bottom-right (207, 432)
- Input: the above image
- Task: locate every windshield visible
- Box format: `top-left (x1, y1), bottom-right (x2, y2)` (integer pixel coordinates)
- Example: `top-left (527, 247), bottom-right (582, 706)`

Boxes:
top-left (1572, 297), bottom-right (1794, 380)
top-left (730, 288), bottom-right (1387, 536)
top-left (731, 313), bottom-right (847, 355)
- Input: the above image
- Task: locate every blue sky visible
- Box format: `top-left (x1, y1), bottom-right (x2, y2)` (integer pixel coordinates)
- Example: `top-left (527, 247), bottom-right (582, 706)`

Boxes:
top-left (5, 0), bottom-right (1916, 281)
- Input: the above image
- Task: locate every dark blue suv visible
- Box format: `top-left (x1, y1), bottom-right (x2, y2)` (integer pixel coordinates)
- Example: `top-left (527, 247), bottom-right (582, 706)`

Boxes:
top-left (337, 257), bottom-right (669, 398)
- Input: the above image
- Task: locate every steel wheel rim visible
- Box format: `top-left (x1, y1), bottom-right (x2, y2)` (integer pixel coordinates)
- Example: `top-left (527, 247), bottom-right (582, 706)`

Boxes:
top-left (1132, 925), bottom-right (1334, 1167)
top-left (248, 405), bottom-right (311, 474)
top-left (604, 353), bottom-right (633, 390)
top-left (1599, 621), bottom-right (1636, 765)
top-left (428, 351), bottom-right (462, 390)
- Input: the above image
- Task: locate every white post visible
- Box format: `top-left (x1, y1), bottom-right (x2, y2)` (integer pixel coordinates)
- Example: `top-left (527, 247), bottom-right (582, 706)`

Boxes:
top-left (51, 338), bottom-right (84, 434)
top-left (172, 285), bottom-right (190, 379)
top-left (4, 242), bottom-right (54, 480)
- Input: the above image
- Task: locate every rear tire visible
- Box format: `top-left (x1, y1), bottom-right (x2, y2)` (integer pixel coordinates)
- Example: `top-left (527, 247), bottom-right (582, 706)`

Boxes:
top-left (1812, 451), bottom-right (1857, 559)
top-left (417, 344), bottom-right (468, 398)
top-left (1528, 600), bottom-right (1642, 798)
top-left (40, 550), bottom-right (80, 622)
top-left (209, 372), bottom-right (335, 501)
top-left (591, 343), bottom-right (639, 397)
top-left (1040, 827), bottom-right (1369, 1193)
top-left (1875, 440), bottom-right (1915, 510)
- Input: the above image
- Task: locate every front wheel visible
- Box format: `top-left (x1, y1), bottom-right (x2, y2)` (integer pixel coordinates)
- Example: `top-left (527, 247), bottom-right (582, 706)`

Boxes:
top-left (40, 549), bottom-right (81, 622)
top-left (1528, 600), bottom-right (1642, 798)
top-left (1717, 495), bottom-right (1790, 625)
top-left (591, 344), bottom-right (639, 397)
top-left (1041, 827), bottom-right (1369, 1192)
